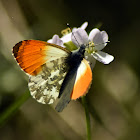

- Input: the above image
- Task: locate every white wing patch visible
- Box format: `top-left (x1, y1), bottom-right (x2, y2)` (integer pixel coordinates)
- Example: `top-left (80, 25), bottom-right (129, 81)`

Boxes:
top-left (44, 45), bottom-right (69, 63)
top-left (75, 60), bottom-right (87, 82)
top-left (28, 57), bottom-right (68, 104)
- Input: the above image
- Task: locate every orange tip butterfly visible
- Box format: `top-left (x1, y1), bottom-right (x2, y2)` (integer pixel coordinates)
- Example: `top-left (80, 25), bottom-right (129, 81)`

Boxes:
top-left (13, 40), bottom-right (92, 112)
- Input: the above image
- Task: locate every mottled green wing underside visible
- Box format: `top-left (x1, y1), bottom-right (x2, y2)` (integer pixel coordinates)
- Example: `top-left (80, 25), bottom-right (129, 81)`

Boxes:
top-left (28, 57), bottom-right (69, 104)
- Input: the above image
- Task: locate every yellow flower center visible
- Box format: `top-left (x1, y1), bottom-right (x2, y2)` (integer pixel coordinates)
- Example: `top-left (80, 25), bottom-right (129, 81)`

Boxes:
top-left (85, 41), bottom-right (96, 54)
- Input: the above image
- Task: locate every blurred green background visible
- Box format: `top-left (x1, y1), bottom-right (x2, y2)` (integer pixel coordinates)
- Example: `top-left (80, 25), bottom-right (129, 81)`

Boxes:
top-left (0, 0), bottom-right (140, 140)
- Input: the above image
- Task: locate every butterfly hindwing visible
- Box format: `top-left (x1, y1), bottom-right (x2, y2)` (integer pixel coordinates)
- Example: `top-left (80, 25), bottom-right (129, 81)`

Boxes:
top-left (28, 57), bottom-right (69, 104)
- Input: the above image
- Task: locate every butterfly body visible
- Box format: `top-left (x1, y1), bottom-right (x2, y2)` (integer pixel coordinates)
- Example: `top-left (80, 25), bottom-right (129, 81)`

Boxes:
top-left (13, 40), bottom-right (92, 112)
top-left (56, 45), bottom-right (86, 111)
top-left (59, 44), bottom-right (86, 97)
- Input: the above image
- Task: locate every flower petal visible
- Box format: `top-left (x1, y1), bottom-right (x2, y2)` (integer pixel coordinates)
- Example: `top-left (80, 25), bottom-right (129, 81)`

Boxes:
top-left (85, 52), bottom-right (96, 70)
top-left (80, 22), bottom-right (88, 30)
top-left (101, 31), bottom-right (108, 43)
top-left (89, 28), bottom-right (100, 42)
top-left (61, 22), bottom-right (88, 44)
top-left (48, 35), bottom-right (65, 47)
top-left (61, 33), bottom-right (72, 43)
top-left (72, 28), bottom-right (89, 46)
top-left (47, 39), bottom-right (52, 43)
top-left (92, 51), bottom-right (114, 64)
top-left (53, 35), bottom-right (63, 46)
top-left (89, 28), bottom-right (106, 51)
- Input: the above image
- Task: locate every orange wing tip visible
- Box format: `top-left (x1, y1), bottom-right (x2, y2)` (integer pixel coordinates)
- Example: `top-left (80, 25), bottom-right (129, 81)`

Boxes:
top-left (13, 41), bottom-right (22, 58)
top-left (13, 40), bottom-right (48, 76)
top-left (71, 59), bottom-right (92, 100)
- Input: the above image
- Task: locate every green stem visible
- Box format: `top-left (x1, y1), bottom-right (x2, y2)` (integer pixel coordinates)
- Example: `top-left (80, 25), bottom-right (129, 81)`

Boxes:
top-left (82, 96), bottom-right (91, 140)
top-left (0, 91), bottom-right (30, 126)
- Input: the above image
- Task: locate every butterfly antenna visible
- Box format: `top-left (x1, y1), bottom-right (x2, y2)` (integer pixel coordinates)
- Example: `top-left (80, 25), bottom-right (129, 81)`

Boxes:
top-left (94, 41), bottom-right (110, 46)
top-left (67, 23), bottom-right (80, 47)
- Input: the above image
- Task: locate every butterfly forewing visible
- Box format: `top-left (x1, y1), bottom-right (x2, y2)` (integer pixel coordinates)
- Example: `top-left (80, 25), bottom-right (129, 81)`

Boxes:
top-left (13, 40), bottom-right (71, 104)
top-left (71, 58), bottom-right (92, 100)
top-left (13, 40), bottom-right (70, 75)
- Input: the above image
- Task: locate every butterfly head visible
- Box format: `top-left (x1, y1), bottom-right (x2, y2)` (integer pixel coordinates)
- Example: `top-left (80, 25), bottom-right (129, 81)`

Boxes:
top-left (79, 44), bottom-right (86, 56)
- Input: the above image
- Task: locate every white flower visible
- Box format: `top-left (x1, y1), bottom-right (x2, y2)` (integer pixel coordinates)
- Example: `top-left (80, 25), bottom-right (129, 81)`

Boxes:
top-left (61, 22), bottom-right (88, 43)
top-left (71, 28), bottom-right (114, 64)
top-left (47, 22), bottom-right (88, 48)
top-left (47, 34), bottom-right (65, 48)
